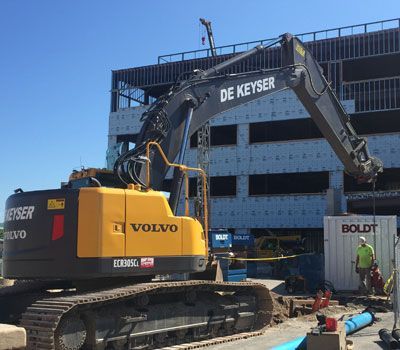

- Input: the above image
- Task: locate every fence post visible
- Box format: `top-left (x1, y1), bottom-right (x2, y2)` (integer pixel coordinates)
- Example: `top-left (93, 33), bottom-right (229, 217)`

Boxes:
top-left (394, 235), bottom-right (400, 328)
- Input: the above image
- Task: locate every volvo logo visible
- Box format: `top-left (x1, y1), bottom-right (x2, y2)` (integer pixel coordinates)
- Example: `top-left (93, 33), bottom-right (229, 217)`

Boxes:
top-left (130, 223), bottom-right (178, 233)
top-left (3, 230), bottom-right (27, 240)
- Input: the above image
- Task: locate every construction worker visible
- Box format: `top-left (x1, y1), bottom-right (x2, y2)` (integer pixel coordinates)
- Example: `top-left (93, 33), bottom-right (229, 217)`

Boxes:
top-left (355, 236), bottom-right (375, 295)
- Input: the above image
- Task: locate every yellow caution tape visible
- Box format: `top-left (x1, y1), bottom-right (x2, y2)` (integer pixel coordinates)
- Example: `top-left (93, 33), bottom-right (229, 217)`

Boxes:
top-left (220, 253), bottom-right (312, 262)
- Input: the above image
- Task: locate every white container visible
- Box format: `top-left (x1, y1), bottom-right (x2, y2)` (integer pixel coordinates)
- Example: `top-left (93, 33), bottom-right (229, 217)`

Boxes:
top-left (324, 215), bottom-right (397, 291)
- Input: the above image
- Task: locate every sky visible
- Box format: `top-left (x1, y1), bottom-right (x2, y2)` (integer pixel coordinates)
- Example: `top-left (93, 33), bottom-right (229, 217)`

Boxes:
top-left (0, 0), bottom-right (399, 216)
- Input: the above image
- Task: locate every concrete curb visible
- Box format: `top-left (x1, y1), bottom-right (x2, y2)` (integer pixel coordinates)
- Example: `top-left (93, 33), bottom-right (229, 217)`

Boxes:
top-left (0, 324), bottom-right (26, 350)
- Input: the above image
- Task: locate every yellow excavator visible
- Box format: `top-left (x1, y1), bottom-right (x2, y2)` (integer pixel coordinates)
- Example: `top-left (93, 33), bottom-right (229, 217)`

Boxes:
top-left (1, 34), bottom-right (382, 350)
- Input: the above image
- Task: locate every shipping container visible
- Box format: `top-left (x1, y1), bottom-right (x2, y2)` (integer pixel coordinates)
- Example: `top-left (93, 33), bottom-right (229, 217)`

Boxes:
top-left (324, 215), bottom-right (397, 291)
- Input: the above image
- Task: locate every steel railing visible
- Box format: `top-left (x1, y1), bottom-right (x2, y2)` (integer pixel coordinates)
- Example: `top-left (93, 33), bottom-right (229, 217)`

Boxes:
top-left (341, 76), bottom-right (400, 113)
top-left (158, 18), bottom-right (400, 64)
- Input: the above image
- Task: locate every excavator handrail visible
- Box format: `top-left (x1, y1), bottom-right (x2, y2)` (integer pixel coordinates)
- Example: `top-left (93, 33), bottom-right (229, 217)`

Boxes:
top-left (145, 141), bottom-right (208, 246)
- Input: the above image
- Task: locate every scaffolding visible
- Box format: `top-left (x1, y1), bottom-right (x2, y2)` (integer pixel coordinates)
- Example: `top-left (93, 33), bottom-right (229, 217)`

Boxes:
top-left (196, 123), bottom-right (210, 224)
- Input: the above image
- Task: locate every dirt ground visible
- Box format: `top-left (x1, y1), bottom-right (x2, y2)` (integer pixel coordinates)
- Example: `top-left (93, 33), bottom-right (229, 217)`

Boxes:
top-left (209, 310), bottom-right (394, 350)
top-left (209, 279), bottom-right (394, 350)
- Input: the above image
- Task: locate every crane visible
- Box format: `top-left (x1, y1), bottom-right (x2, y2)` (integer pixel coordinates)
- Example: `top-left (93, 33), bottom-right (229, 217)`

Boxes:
top-left (200, 18), bottom-right (217, 56)
top-left (197, 17), bottom-right (217, 224)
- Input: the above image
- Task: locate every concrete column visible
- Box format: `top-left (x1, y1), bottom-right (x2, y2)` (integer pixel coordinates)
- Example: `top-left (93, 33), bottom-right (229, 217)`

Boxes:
top-left (237, 123), bottom-right (248, 147)
top-left (328, 171), bottom-right (347, 213)
top-left (329, 170), bottom-right (343, 189)
top-left (237, 175), bottom-right (248, 198)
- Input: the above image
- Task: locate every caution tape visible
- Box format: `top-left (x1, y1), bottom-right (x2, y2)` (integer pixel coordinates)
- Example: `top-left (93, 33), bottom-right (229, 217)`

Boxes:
top-left (220, 253), bottom-right (313, 262)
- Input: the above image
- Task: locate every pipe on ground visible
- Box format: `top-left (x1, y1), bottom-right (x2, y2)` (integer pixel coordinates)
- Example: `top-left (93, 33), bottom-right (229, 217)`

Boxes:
top-left (379, 329), bottom-right (398, 349)
top-left (344, 311), bottom-right (374, 334)
top-left (392, 328), bottom-right (400, 341)
top-left (271, 311), bottom-right (374, 350)
top-left (270, 337), bottom-right (306, 350)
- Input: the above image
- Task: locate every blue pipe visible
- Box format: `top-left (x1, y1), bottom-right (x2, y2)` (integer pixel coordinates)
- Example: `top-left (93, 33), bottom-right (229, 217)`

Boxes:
top-left (270, 312), bottom-right (374, 350)
top-left (345, 311), bottom-right (374, 334)
top-left (270, 337), bottom-right (306, 350)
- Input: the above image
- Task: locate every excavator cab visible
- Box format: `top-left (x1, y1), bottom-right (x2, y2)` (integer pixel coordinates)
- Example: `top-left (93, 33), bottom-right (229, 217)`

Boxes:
top-left (67, 168), bottom-right (123, 189)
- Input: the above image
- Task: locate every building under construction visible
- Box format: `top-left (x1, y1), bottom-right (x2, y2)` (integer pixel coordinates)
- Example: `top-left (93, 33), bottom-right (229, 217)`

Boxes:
top-left (107, 18), bottom-right (400, 248)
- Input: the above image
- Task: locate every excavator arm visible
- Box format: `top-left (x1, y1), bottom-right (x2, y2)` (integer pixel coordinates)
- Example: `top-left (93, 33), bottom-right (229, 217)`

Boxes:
top-left (114, 33), bottom-right (383, 212)
top-left (281, 34), bottom-right (382, 182)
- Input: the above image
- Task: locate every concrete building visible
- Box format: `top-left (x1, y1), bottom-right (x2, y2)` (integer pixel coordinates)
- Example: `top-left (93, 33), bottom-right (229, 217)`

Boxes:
top-left (107, 19), bottom-right (400, 249)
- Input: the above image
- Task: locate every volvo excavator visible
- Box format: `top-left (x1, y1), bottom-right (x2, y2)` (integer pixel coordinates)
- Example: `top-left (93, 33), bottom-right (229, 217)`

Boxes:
top-left (1, 33), bottom-right (382, 350)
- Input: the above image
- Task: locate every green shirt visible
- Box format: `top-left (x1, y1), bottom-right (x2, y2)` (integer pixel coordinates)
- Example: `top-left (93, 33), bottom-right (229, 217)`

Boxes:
top-left (357, 244), bottom-right (374, 268)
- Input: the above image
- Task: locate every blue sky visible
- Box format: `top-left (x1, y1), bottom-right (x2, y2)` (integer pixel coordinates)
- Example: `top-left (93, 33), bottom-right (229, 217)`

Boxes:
top-left (0, 0), bottom-right (399, 216)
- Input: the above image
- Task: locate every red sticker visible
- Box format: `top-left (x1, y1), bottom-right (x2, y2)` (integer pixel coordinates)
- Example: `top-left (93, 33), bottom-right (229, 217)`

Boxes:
top-left (140, 257), bottom-right (154, 268)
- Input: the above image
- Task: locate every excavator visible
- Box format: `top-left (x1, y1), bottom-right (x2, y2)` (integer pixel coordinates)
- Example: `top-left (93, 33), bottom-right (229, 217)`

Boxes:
top-left (1, 33), bottom-right (382, 350)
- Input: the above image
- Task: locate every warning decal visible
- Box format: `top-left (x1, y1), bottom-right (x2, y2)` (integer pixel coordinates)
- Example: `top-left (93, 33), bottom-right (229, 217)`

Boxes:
top-left (47, 198), bottom-right (65, 210)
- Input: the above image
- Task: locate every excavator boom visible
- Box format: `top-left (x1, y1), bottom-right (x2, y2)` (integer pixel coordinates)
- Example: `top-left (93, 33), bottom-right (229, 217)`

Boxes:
top-left (114, 33), bottom-right (382, 211)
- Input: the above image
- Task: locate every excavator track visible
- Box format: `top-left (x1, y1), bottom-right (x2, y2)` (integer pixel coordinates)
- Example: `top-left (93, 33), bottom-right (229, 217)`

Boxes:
top-left (16, 280), bottom-right (272, 350)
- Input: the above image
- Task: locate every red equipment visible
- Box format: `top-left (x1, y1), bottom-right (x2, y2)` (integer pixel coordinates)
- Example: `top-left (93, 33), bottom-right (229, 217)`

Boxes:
top-left (312, 290), bottom-right (324, 312)
top-left (320, 290), bottom-right (332, 308)
top-left (325, 317), bottom-right (338, 332)
top-left (371, 263), bottom-right (385, 295)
